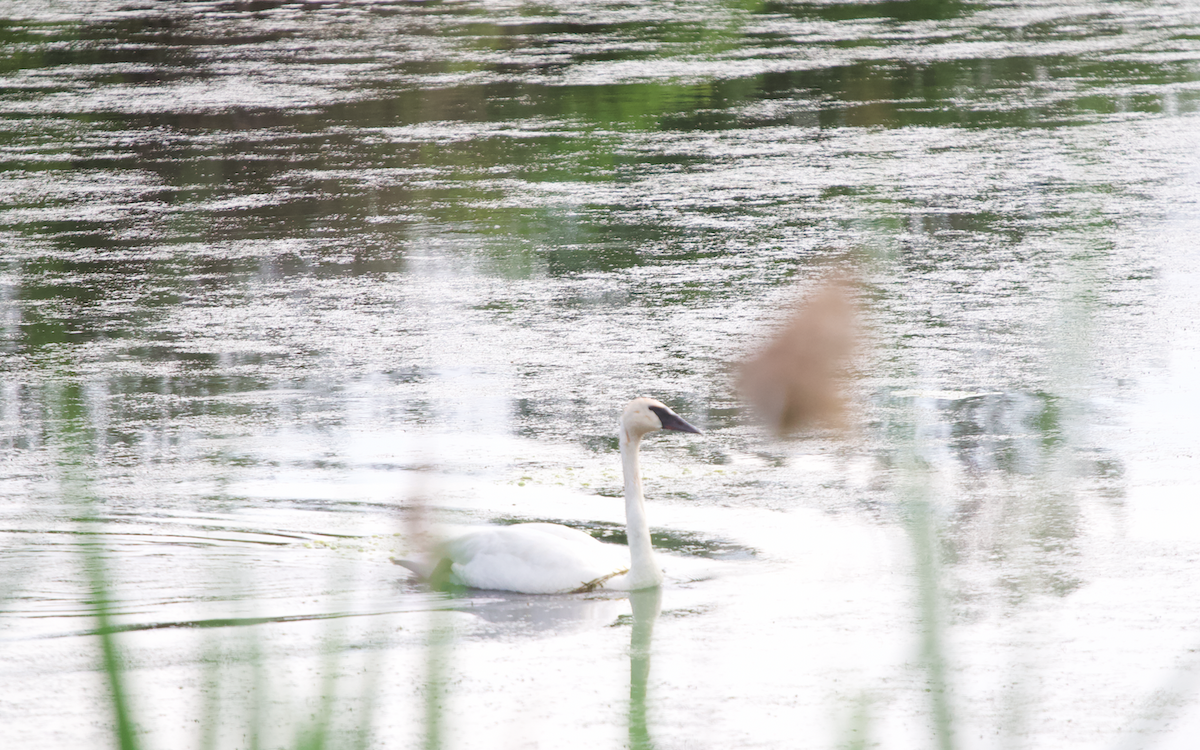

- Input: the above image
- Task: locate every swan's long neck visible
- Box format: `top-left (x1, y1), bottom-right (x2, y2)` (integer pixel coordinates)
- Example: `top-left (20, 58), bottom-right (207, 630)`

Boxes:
top-left (620, 429), bottom-right (663, 590)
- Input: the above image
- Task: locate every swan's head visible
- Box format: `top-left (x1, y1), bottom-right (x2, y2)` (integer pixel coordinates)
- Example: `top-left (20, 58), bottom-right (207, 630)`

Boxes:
top-left (621, 397), bottom-right (702, 440)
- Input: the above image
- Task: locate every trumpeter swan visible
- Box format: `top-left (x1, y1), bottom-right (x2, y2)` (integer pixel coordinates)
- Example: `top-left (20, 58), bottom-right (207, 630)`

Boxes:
top-left (397, 397), bottom-right (701, 594)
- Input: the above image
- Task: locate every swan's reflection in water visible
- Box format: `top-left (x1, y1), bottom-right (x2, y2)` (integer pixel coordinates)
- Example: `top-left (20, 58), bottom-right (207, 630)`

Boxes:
top-left (628, 587), bottom-right (662, 750)
top-left (440, 587), bottom-right (664, 746)
top-left (443, 590), bottom-right (628, 634)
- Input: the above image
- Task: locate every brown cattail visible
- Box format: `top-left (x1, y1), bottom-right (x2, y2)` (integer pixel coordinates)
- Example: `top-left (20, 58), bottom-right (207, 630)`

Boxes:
top-left (738, 276), bottom-right (858, 435)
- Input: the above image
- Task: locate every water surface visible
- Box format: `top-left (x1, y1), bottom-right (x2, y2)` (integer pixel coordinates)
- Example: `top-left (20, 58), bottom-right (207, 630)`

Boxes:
top-left (3, 1), bottom-right (1200, 748)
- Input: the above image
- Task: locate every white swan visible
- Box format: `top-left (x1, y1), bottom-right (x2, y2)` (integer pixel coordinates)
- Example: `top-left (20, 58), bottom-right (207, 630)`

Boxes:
top-left (397, 398), bottom-right (701, 594)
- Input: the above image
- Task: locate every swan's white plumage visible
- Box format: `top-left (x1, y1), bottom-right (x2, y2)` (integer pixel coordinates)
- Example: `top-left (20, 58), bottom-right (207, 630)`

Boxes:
top-left (440, 523), bottom-right (629, 594)
top-left (399, 398), bottom-right (701, 594)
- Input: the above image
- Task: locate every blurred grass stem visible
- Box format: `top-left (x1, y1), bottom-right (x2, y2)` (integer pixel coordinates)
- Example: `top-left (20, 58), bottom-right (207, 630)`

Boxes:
top-left (903, 461), bottom-right (956, 750)
top-left (405, 467), bottom-right (449, 750)
top-left (82, 534), bottom-right (142, 750)
top-left (54, 383), bottom-right (142, 750)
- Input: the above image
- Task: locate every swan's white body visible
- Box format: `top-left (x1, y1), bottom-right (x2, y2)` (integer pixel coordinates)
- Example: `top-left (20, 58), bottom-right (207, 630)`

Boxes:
top-left (435, 522), bottom-right (630, 594)
top-left (400, 398), bottom-right (701, 594)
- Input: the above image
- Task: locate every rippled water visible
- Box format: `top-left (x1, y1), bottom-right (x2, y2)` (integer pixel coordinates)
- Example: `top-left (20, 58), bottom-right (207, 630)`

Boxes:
top-left (3, 1), bottom-right (1200, 748)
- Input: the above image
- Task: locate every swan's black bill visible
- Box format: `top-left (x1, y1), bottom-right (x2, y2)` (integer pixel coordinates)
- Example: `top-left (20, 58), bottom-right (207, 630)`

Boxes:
top-left (649, 405), bottom-right (702, 434)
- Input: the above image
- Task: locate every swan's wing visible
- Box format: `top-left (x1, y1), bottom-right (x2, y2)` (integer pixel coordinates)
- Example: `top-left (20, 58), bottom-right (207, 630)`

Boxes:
top-left (441, 524), bottom-right (628, 594)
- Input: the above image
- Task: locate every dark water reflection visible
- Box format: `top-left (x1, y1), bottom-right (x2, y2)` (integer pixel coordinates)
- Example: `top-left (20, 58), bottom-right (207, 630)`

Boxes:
top-left (2, 0), bottom-right (1200, 746)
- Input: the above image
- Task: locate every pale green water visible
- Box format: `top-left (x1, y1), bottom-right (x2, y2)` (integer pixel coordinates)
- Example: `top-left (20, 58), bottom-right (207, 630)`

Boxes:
top-left (2, 1), bottom-right (1200, 748)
